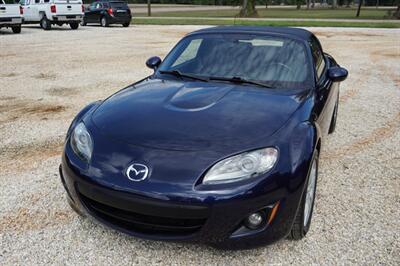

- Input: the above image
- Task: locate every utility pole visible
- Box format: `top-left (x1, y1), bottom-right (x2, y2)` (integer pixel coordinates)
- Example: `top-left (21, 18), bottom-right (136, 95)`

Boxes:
top-left (147, 0), bottom-right (151, 17)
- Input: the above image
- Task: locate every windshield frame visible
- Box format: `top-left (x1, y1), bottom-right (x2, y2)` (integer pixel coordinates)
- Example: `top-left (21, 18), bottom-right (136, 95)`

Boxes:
top-left (156, 32), bottom-right (315, 90)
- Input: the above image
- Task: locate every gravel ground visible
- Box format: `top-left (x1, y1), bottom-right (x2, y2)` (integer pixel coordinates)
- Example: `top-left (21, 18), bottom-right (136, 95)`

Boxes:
top-left (0, 25), bottom-right (399, 265)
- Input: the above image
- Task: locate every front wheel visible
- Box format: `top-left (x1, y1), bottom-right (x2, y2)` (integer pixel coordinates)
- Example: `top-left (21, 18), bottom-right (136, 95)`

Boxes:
top-left (122, 22), bottom-right (130, 27)
top-left (100, 16), bottom-right (109, 27)
top-left (40, 16), bottom-right (51, 30)
top-left (288, 151), bottom-right (318, 240)
top-left (70, 22), bottom-right (79, 30)
top-left (12, 25), bottom-right (21, 34)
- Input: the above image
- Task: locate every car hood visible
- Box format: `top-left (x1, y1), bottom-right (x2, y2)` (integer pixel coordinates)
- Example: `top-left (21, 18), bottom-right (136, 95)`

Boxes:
top-left (91, 78), bottom-right (307, 152)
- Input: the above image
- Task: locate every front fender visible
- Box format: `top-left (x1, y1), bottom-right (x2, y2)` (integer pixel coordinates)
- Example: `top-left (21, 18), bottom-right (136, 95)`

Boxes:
top-left (289, 121), bottom-right (319, 175)
top-left (66, 101), bottom-right (102, 138)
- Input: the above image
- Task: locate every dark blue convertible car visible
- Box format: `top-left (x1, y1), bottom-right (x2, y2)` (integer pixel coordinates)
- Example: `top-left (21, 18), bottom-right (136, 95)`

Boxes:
top-left (60, 26), bottom-right (348, 248)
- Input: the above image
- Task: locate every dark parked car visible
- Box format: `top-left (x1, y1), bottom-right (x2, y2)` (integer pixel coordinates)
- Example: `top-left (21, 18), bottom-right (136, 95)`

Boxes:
top-left (81, 0), bottom-right (131, 27)
top-left (60, 26), bottom-right (348, 249)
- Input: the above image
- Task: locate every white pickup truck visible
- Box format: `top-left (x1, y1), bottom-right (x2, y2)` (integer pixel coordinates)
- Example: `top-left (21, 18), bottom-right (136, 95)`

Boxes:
top-left (20, 0), bottom-right (83, 30)
top-left (0, 0), bottom-right (23, 33)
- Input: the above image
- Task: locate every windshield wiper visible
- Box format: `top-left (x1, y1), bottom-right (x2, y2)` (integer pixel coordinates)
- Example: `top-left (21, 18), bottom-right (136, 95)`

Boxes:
top-left (159, 70), bottom-right (209, 82)
top-left (209, 76), bottom-right (272, 89)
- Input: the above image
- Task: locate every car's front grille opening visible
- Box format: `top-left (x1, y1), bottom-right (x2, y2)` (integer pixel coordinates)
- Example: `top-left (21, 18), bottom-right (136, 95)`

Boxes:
top-left (79, 193), bottom-right (206, 236)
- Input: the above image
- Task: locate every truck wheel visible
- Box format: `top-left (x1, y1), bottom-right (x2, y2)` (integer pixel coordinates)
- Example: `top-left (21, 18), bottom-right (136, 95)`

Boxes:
top-left (122, 22), bottom-right (130, 27)
top-left (100, 16), bottom-right (109, 27)
top-left (288, 151), bottom-right (318, 240)
top-left (12, 25), bottom-right (21, 34)
top-left (70, 22), bottom-right (79, 30)
top-left (40, 16), bottom-right (51, 30)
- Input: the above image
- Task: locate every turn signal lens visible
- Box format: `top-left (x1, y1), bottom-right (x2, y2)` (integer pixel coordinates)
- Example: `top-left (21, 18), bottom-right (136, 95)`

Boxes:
top-left (267, 202), bottom-right (280, 225)
top-left (19, 5), bottom-right (23, 15)
top-left (107, 8), bottom-right (113, 15)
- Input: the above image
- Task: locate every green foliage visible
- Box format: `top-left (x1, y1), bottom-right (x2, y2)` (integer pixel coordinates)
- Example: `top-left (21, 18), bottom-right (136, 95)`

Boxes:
top-left (143, 7), bottom-right (396, 19)
top-left (134, 17), bottom-right (400, 27)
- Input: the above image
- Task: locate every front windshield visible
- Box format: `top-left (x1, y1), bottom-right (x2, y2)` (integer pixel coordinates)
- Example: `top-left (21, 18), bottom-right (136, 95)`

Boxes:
top-left (158, 33), bottom-right (312, 89)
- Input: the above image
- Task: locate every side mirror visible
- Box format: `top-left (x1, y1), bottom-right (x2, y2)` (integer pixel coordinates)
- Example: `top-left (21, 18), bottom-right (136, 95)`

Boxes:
top-left (327, 67), bottom-right (348, 82)
top-left (146, 56), bottom-right (161, 70)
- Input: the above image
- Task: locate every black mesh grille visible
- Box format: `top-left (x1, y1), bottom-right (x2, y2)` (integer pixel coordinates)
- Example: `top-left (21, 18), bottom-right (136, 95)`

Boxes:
top-left (80, 193), bottom-right (206, 236)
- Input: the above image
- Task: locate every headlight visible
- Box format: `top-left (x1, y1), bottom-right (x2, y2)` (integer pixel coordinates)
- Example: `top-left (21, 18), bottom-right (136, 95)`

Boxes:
top-left (71, 122), bottom-right (93, 162)
top-left (203, 147), bottom-right (278, 184)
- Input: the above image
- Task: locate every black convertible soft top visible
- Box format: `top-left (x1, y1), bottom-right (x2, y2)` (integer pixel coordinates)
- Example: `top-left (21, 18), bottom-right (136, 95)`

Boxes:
top-left (188, 26), bottom-right (314, 42)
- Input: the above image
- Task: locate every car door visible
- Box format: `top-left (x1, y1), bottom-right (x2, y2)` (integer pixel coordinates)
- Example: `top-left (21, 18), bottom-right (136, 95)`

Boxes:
top-left (311, 36), bottom-right (337, 136)
top-left (92, 2), bottom-right (102, 23)
top-left (85, 2), bottom-right (97, 22)
top-left (30, 0), bottom-right (41, 21)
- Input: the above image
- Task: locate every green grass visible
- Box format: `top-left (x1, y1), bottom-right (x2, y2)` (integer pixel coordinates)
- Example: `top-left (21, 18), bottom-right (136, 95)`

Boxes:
top-left (136, 7), bottom-right (396, 20)
top-left (134, 17), bottom-right (400, 28)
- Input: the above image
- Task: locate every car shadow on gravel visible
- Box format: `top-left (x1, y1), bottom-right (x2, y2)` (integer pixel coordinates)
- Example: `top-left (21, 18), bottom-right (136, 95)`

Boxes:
top-left (21, 25), bottom-right (88, 31)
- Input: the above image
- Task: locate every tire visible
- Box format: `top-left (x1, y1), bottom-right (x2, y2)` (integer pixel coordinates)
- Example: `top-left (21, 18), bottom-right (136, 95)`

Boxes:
top-left (70, 22), bottom-right (79, 30)
top-left (80, 18), bottom-right (86, 26)
top-left (40, 16), bottom-right (51, 30)
top-left (122, 22), bottom-right (130, 27)
top-left (328, 99), bottom-right (339, 134)
top-left (11, 25), bottom-right (21, 34)
top-left (288, 151), bottom-right (318, 240)
top-left (100, 16), bottom-right (109, 27)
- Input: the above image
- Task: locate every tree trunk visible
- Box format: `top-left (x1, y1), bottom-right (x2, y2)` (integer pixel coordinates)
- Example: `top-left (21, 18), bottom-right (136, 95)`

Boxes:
top-left (311, 0), bottom-right (315, 8)
top-left (356, 0), bottom-right (362, 17)
top-left (332, 0), bottom-right (338, 9)
top-left (239, 0), bottom-right (258, 17)
top-left (394, 3), bottom-right (400, 19)
top-left (147, 0), bottom-right (151, 17)
top-left (306, 0), bottom-right (310, 9)
top-left (296, 0), bottom-right (301, 9)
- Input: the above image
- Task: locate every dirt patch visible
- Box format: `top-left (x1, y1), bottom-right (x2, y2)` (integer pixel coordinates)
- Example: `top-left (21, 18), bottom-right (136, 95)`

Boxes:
top-left (0, 99), bottom-right (67, 125)
top-left (0, 96), bottom-right (17, 101)
top-left (340, 88), bottom-right (358, 103)
top-left (379, 51), bottom-right (400, 58)
top-left (0, 73), bottom-right (18, 78)
top-left (0, 138), bottom-right (64, 172)
top-left (0, 207), bottom-right (74, 234)
top-left (393, 77), bottom-right (400, 87)
top-left (0, 52), bottom-right (17, 58)
top-left (32, 72), bottom-right (57, 80)
top-left (162, 29), bottom-right (189, 39)
top-left (313, 32), bottom-right (335, 38)
top-left (46, 86), bottom-right (79, 97)
top-left (324, 112), bottom-right (400, 160)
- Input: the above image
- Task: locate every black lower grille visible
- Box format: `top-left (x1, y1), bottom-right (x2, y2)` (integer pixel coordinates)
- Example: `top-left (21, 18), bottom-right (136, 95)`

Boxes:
top-left (80, 193), bottom-right (206, 236)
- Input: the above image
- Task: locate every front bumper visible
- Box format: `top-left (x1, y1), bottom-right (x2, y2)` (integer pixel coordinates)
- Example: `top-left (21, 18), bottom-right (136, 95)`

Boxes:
top-left (60, 152), bottom-right (307, 248)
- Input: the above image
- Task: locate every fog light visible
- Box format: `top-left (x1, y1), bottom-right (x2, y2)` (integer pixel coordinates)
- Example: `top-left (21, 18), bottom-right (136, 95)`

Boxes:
top-left (244, 212), bottom-right (265, 230)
